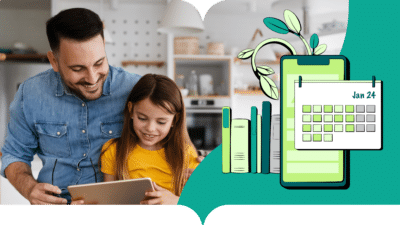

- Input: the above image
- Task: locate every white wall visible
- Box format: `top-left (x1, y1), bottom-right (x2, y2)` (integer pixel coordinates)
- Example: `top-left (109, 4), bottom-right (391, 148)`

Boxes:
top-left (0, 8), bottom-right (51, 54)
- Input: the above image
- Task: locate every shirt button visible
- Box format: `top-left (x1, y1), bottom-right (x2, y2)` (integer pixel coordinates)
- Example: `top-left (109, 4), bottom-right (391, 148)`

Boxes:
top-left (82, 130), bottom-right (86, 134)
top-left (57, 132), bottom-right (61, 136)
top-left (77, 168), bottom-right (80, 171)
top-left (109, 130), bottom-right (113, 134)
top-left (82, 103), bottom-right (85, 107)
top-left (83, 153), bottom-right (86, 157)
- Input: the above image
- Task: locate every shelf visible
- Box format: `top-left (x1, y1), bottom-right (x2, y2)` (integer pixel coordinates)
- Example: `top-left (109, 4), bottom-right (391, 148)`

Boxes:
top-left (234, 89), bottom-right (265, 96)
top-left (121, 60), bottom-right (165, 68)
top-left (2, 54), bottom-right (49, 63)
top-left (174, 54), bottom-right (233, 60)
top-left (234, 57), bottom-right (280, 65)
top-left (183, 95), bottom-right (230, 99)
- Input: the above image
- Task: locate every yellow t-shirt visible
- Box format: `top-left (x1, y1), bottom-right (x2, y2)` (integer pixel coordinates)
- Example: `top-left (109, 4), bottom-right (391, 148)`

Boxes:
top-left (100, 139), bottom-right (199, 194)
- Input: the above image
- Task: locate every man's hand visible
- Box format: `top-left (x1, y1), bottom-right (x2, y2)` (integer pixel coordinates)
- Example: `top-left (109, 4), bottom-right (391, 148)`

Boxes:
top-left (140, 182), bottom-right (179, 205)
top-left (28, 183), bottom-right (67, 205)
top-left (184, 155), bottom-right (204, 180)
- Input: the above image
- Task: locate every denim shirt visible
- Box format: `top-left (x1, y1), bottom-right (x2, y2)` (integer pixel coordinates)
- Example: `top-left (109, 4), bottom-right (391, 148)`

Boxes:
top-left (1, 65), bottom-right (141, 202)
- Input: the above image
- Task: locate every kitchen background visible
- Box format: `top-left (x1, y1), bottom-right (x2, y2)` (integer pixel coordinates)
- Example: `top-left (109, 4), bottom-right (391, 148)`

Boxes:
top-left (0, 0), bottom-right (348, 204)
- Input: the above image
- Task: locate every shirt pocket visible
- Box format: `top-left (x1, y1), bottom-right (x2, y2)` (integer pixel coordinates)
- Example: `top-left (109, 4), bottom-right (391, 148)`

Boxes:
top-left (35, 123), bottom-right (71, 158)
top-left (101, 121), bottom-right (123, 139)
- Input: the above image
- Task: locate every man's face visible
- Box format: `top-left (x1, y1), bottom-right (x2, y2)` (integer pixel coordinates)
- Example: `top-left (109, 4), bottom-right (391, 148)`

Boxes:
top-left (51, 34), bottom-right (109, 101)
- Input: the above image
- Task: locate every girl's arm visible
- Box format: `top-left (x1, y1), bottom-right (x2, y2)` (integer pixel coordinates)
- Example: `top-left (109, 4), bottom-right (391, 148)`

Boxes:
top-left (140, 182), bottom-right (179, 205)
top-left (103, 173), bottom-right (117, 182)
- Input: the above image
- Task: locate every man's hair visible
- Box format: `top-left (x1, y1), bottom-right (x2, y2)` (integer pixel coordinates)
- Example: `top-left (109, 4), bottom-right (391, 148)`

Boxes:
top-left (46, 8), bottom-right (104, 53)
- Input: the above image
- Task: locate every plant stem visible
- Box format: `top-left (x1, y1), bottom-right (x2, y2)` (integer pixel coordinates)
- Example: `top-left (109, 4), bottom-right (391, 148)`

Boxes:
top-left (299, 35), bottom-right (312, 55)
top-left (251, 38), bottom-right (297, 79)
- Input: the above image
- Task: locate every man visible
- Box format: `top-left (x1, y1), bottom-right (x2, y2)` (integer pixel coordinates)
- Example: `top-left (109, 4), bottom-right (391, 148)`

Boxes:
top-left (0, 8), bottom-right (201, 205)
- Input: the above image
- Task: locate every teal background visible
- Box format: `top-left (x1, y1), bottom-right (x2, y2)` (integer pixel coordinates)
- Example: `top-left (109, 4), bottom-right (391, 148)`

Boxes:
top-left (0, 0), bottom-right (400, 224)
top-left (179, 0), bottom-right (399, 223)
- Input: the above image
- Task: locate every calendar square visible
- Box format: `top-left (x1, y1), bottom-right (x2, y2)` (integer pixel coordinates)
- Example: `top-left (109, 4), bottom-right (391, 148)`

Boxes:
top-left (346, 114), bottom-right (354, 122)
top-left (346, 124), bottom-right (354, 132)
top-left (303, 124), bottom-right (311, 132)
top-left (345, 105), bottom-right (354, 113)
top-left (366, 105), bottom-right (375, 113)
top-left (366, 114), bottom-right (375, 122)
top-left (303, 134), bottom-right (311, 142)
top-left (335, 124), bottom-right (343, 132)
top-left (324, 134), bottom-right (333, 142)
top-left (324, 105), bottom-right (333, 113)
top-left (313, 114), bottom-right (322, 122)
top-left (324, 124), bottom-right (333, 132)
top-left (324, 115), bottom-right (333, 122)
top-left (356, 105), bottom-right (365, 113)
top-left (313, 134), bottom-right (322, 142)
top-left (334, 105), bottom-right (343, 113)
top-left (303, 105), bottom-right (311, 113)
top-left (334, 115), bottom-right (343, 122)
top-left (303, 114), bottom-right (311, 122)
top-left (313, 105), bottom-right (322, 113)
top-left (356, 124), bottom-right (365, 132)
top-left (356, 114), bottom-right (365, 122)
top-left (313, 124), bottom-right (322, 132)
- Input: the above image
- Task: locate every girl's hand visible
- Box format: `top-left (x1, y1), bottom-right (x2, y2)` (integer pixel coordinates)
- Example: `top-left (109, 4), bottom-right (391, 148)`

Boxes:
top-left (140, 182), bottom-right (179, 205)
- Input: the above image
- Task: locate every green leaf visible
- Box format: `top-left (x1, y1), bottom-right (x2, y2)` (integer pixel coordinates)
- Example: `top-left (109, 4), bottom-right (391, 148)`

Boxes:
top-left (237, 49), bottom-right (254, 59)
top-left (257, 66), bottom-right (275, 75)
top-left (310, 33), bottom-right (319, 49)
top-left (259, 74), bottom-right (279, 100)
top-left (263, 17), bottom-right (289, 34)
top-left (314, 44), bottom-right (327, 55)
top-left (284, 10), bottom-right (301, 34)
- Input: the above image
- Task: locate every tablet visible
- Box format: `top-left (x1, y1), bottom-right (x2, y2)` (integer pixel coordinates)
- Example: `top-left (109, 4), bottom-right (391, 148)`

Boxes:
top-left (280, 55), bottom-right (350, 189)
top-left (68, 178), bottom-right (154, 204)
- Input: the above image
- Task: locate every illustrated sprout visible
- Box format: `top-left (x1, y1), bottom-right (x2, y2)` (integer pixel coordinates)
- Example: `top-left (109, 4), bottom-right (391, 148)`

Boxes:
top-left (237, 10), bottom-right (328, 100)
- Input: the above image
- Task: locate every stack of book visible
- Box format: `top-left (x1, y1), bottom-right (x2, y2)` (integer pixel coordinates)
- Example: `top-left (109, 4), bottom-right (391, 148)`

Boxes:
top-left (222, 101), bottom-right (279, 174)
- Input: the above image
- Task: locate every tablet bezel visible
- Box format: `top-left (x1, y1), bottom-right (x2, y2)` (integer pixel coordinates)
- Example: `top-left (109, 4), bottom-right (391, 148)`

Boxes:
top-left (68, 177), bottom-right (154, 204)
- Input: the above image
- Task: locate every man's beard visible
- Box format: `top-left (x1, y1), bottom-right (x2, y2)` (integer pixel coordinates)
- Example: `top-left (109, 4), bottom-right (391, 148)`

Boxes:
top-left (59, 69), bottom-right (109, 101)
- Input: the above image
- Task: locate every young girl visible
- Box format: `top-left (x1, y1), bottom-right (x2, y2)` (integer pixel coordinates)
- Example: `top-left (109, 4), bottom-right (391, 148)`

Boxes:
top-left (100, 74), bottom-right (199, 205)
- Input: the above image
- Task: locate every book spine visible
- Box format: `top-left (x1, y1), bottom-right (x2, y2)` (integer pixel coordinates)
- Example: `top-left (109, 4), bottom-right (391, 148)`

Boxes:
top-left (222, 107), bottom-right (231, 173)
top-left (257, 114), bottom-right (262, 173)
top-left (251, 106), bottom-right (257, 173)
top-left (231, 119), bottom-right (250, 173)
top-left (262, 101), bottom-right (272, 174)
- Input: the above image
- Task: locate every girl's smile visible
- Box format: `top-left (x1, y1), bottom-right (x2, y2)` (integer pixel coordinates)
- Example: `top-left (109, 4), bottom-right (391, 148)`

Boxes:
top-left (129, 98), bottom-right (175, 150)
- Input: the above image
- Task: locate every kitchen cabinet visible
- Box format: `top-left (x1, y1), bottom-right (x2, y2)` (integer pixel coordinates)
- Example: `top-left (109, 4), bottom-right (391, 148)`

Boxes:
top-left (174, 55), bottom-right (232, 99)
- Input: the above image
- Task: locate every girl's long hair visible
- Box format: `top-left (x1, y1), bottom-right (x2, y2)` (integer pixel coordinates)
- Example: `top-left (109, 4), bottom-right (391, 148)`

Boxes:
top-left (101, 74), bottom-right (195, 196)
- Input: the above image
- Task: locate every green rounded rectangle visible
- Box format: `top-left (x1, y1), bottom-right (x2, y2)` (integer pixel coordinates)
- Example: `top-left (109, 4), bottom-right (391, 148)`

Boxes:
top-left (324, 105), bottom-right (333, 113)
top-left (313, 134), bottom-right (322, 142)
top-left (313, 114), bottom-right (322, 122)
top-left (303, 124), bottom-right (311, 132)
top-left (334, 115), bottom-right (343, 122)
top-left (346, 124), bottom-right (354, 132)
top-left (324, 124), bottom-right (333, 132)
top-left (303, 105), bottom-right (311, 113)
top-left (345, 105), bottom-right (354, 113)
top-left (346, 114), bottom-right (354, 122)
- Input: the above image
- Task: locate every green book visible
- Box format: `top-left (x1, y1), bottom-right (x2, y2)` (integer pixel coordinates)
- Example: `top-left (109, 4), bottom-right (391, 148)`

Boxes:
top-left (251, 107), bottom-right (257, 173)
top-left (231, 119), bottom-right (250, 173)
top-left (222, 107), bottom-right (231, 173)
top-left (257, 114), bottom-right (262, 173)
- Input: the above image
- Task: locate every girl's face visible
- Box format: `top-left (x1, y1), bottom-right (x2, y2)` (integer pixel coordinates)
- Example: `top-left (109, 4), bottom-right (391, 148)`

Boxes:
top-left (129, 98), bottom-right (175, 150)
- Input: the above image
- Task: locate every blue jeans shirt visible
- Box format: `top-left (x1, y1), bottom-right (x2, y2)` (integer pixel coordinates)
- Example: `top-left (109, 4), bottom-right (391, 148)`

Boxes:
top-left (1, 65), bottom-right (141, 202)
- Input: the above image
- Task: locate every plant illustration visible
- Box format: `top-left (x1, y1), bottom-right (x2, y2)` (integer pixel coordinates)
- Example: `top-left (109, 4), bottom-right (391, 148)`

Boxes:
top-left (237, 10), bottom-right (327, 100)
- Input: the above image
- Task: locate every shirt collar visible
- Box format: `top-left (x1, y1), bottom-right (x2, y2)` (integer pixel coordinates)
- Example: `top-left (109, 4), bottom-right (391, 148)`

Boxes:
top-left (55, 65), bottom-right (112, 97)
